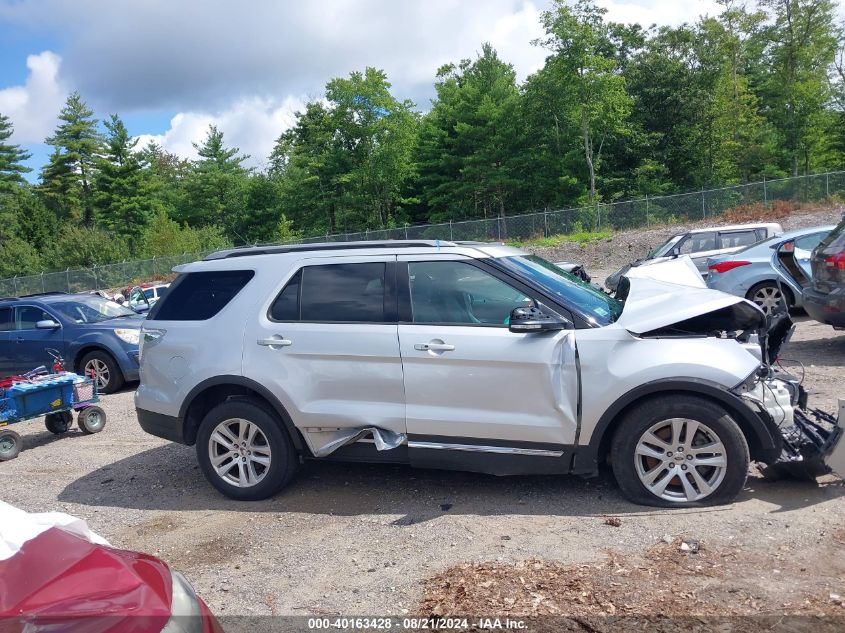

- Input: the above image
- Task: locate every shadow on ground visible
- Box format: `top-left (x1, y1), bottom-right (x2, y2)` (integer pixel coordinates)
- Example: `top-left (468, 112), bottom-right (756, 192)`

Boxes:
top-left (57, 443), bottom-right (844, 522)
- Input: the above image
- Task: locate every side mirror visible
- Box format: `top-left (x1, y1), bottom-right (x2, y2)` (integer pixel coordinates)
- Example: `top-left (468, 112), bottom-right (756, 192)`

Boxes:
top-left (36, 319), bottom-right (60, 330)
top-left (508, 306), bottom-right (571, 333)
top-left (670, 246), bottom-right (681, 258)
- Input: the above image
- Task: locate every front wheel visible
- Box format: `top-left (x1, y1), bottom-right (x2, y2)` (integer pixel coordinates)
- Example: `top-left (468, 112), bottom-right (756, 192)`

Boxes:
top-left (196, 399), bottom-right (298, 501)
top-left (81, 350), bottom-right (124, 394)
top-left (610, 395), bottom-right (749, 507)
top-left (45, 411), bottom-right (73, 434)
top-left (77, 406), bottom-right (107, 434)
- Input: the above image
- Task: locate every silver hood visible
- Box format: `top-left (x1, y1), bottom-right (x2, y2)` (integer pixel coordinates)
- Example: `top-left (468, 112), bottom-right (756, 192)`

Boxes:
top-left (615, 257), bottom-right (765, 335)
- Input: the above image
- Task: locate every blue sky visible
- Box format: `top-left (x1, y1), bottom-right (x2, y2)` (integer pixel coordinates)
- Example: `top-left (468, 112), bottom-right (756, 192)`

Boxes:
top-left (1, 0), bottom-right (743, 180)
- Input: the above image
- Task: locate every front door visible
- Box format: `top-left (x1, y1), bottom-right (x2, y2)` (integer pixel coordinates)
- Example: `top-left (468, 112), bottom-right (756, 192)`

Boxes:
top-left (242, 256), bottom-right (406, 457)
top-left (396, 256), bottom-right (579, 473)
top-left (10, 305), bottom-right (63, 374)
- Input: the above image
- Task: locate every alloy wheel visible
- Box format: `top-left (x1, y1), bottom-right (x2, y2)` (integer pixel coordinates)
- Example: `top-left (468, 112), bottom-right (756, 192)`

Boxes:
top-left (751, 286), bottom-right (783, 315)
top-left (84, 359), bottom-right (110, 391)
top-left (207, 418), bottom-right (272, 488)
top-left (634, 418), bottom-right (728, 502)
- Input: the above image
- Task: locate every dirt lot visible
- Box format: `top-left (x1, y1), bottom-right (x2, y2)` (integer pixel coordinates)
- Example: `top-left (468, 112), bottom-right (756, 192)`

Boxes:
top-left (1, 316), bottom-right (843, 626)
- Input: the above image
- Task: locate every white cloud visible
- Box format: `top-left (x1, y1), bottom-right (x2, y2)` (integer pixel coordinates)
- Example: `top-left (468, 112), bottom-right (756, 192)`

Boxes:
top-left (0, 51), bottom-right (66, 144)
top-left (134, 95), bottom-right (306, 169)
top-left (596, 0), bottom-right (723, 27)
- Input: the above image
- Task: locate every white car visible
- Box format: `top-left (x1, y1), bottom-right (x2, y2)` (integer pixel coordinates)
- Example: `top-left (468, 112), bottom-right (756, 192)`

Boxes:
top-left (128, 283), bottom-right (171, 313)
top-left (135, 240), bottom-right (844, 507)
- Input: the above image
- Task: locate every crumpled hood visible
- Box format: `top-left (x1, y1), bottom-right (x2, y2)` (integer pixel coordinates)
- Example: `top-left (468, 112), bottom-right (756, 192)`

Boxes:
top-left (616, 277), bottom-right (752, 334)
top-left (615, 257), bottom-right (763, 335)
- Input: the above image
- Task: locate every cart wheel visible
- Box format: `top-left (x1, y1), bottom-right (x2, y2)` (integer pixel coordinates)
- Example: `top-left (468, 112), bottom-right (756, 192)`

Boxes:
top-left (45, 411), bottom-right (73, 435)
top-left (77, 406), bottom-right (106, 435)
top-left (0, 429), bottom-right (22, 461)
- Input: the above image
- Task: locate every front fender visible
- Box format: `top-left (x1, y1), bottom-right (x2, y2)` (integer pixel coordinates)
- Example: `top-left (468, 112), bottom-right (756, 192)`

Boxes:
top-left (572, 377), bottom-right (782, 475)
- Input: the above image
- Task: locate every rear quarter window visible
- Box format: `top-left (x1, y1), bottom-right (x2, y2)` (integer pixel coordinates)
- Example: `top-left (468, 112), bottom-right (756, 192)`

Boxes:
top-left (148, 270), bottom-right (254, 321)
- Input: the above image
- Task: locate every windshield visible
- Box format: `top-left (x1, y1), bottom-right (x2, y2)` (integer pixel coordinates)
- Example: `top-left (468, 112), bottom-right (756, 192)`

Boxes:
top-left (495, 255), bottom-right (623, 326)
top-left (50, 296), bottom-right (137, 324)
top-left (647, 234), bottom-right (684, 259)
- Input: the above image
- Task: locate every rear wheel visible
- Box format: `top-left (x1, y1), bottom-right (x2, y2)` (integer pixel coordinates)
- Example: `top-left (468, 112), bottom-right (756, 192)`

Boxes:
top-left (196, 399), bottom-right (298, 501)
top-left (747, 282), bottom-right (793, 315)
top-left (0, 429), bottom-right (22, 461)
top-left (611, 395), bottom-right (749, 507)
top-left (81, 350), bottom-right (124, 394)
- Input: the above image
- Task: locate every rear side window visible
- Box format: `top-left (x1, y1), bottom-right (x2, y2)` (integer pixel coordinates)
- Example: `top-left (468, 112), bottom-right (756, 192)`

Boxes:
top-left (719, 230), bottom-right (757, 249)
top-left (270, 263), bottom-right (387, 322)
top-left (149, 270), bottom-right (254, 321)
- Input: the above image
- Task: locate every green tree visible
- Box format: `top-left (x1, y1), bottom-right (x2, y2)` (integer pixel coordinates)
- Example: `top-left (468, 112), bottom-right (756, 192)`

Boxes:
top-left (95, 115), bottom-right (156, 248)
top-left (758, 0), bottom-right (838, 175)
top-left (416, 45), bottom-right (522, 222)
top-left (535, 0), bottom-right (632, 205)
top-left (139, 210), bottom-right (230, 258)
top-left (179, 125), bottom-right (250, 239)
top-left (0, 113), bottom-right (31, 192)
top-left (40, 92), bottom-right (102, 225)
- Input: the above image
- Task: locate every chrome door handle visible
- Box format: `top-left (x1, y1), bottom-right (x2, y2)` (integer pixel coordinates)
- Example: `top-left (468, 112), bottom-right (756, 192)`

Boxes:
top-left (414, 342), bottom-right (455, 352)
top-left (257, 337), bottom-right (292, 348)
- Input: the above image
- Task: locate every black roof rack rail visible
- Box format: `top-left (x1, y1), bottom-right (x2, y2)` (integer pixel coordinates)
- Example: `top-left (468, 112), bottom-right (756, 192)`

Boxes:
top-left (19, 291), bottom-right (68, 298)
top-left (204, 240), bottom-right (460, 261)
top-left (0, 296), bottom-right (20, 302)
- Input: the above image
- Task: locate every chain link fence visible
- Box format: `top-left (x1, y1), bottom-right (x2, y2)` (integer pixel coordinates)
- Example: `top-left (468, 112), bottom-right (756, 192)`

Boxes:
top-left (2, 171), bottom-right (844, 296)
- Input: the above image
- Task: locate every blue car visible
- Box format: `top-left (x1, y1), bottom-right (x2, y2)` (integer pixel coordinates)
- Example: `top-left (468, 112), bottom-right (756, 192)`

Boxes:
top-left (0, 292), bottom-right (143, 393)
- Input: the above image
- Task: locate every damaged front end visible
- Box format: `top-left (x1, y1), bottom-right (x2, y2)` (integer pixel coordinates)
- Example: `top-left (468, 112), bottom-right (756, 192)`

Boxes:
top-left (617, 263), bottom-right (845, 479)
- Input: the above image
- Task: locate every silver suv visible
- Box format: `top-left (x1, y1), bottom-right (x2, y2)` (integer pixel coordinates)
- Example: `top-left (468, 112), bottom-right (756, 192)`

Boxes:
top-left (135, 241), bottom-right (844, 507)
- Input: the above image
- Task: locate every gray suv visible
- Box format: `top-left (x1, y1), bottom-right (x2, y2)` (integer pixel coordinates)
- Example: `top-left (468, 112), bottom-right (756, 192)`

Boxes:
top-left (135, 241), bottom-right (844, 507)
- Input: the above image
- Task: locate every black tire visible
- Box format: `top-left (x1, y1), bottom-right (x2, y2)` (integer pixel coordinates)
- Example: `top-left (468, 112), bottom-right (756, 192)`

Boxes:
top-left (610, 395), bottom-right (749, 507)
top-left (45, 411), bottom-right (73, 434)
top-left (196, 399), bottom-right (298, 501)
top-left (80, 350), bottom-right (124, 395)
top-left (0, 429), bottom-right (22, 461)
top-left (746, 281), bottom-right (793, 314)
top-left (77, 406), bottom-right (107, 434)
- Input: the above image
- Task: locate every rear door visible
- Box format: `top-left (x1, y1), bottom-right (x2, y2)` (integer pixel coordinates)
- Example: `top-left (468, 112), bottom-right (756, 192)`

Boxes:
top-left (10, 305), bottom-right (63, 373)
top-left (242, 256), bottom-right (406, 456)
top-left (396, 255), bottom-right (578, 472)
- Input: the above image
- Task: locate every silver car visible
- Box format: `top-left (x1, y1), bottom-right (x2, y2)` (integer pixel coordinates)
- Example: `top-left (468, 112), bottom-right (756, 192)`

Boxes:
top-left (706, 226), bottom-right (834, 314)
top-left (606, 222), bottom-right (783, 292)
top-left (134, 240), bottom-right (844, 508)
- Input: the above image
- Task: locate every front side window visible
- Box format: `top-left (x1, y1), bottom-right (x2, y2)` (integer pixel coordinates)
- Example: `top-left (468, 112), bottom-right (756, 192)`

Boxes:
top-left (680, 232), bottom-right (717, 254)
top-left (408, 261), bottom-right (531, 325)
top-left (271, 263), bottom-right (387, 322)
top-left (648, 234), bottom-right (683, 259)
top-left (15, 306), bottom-right (53, 330)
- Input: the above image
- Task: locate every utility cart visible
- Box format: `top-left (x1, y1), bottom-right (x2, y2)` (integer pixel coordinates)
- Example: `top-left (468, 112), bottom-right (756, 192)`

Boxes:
top-left (0, 356), bottom-right (106, 460)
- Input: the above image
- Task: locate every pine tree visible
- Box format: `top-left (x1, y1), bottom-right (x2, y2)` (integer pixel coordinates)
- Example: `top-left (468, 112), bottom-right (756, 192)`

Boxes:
top-left (40, 92), bottom-right (102, 224)
top-left (179, 125), bottom-right (250, 235)
top-left (0, 113), bottom-right (31, 192)
top-left (95, 114), bottom-right (155, 249)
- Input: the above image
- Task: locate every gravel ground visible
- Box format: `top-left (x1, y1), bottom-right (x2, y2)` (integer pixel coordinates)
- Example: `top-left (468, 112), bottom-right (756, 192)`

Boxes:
top-left (1, 317), bottom-right (843, 620)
